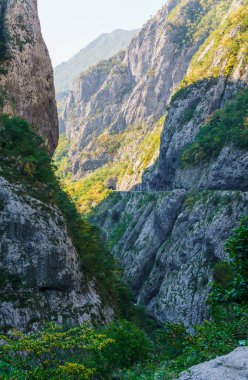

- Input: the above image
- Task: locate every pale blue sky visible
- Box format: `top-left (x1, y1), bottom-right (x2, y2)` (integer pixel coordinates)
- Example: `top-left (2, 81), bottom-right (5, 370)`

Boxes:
top-left (38, 0), bottom-right (165, 67)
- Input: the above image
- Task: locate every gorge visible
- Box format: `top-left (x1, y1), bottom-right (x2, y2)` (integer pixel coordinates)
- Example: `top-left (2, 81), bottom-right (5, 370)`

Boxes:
top-left (0, 0), bottom-right (248, 379)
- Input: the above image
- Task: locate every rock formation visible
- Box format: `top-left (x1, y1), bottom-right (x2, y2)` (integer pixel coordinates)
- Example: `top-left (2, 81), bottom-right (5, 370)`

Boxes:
top-left (88, 0), bottom-right (248, 327)
top-left (0, 0), bottom-right (58, 153)
top-left (0, 0), bottom-right (111, 330)
top-left (176, 347), bottom-right (248, 380)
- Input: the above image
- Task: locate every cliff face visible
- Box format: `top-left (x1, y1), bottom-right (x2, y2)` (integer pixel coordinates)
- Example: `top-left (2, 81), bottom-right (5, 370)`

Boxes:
top-left (61, 0), bottom-right (235, 184)
top-left (89, 0), bottom-right (248, 327)
top-left (0, 177), bottom-right (111, 330)
top-left (54, 29), bottom-right (138, 103)
top-left (0, 0), bottom-right (58, 153)
top-left (0, 0), bottom-right (112, 330)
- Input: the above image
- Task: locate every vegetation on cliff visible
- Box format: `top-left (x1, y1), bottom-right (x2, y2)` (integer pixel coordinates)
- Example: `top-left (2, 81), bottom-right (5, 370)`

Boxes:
top-left (55, 117), bottom-right (165, 214)
top-left (1, 214), bottom-right (247, 379)
top-left (182, 0), bottom-right (248, 85)
top-left (0, 114), bottom-right (128, 307)
top-left (181, 88), bottom-right (248, 166)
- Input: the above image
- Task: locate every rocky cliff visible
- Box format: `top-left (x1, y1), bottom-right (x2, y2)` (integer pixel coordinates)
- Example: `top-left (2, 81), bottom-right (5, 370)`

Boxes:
top-left (0, 0), bottom-right (113, 330)
top-left (58, 0), bottom-right (244, 213)
top-left (0, 176), bottom-right (111, 330)
top-left (88, 0), bottom-right (248, 327)
top-left (0, 0), bottom-right (58, 153)
top-left (54, 29), bottom-right (138, 103)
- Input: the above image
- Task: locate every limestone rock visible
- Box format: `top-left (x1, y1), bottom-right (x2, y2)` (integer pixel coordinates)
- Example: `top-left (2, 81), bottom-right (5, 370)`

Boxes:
top-left (176, 347), bottom-right (248, 380)
top-left (90, 190), bottom-right (248, 327)
top-left (0, 177), bottom-right (112, 330)
top-left (0, 0), bottom-right (58, 153)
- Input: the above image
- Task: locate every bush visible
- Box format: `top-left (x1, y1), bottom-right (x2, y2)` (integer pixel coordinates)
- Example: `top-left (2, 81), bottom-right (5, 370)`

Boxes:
top-left (0, 323), bottom-right (112, 380)
top-left (209, 216), bottom-right (248, 306)
top-left (98, 320), bottom-right (152, 372)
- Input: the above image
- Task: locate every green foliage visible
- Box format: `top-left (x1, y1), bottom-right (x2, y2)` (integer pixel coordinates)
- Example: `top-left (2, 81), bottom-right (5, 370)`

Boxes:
top-left (57, 117), bottom-right (164, 214)
top-left (168, 0), bottom-right (233, 51)
top-left (0, 115), bottom-right (53, 189)
top-left (181, 88), bottom-right (248, 166)
top-left (209, 217), bottom-right (248, 306)
top-left (0, 321), bottom-right (153, 380)
top-left (98, 320), bottom-right (152, 372)
top-left (182, 0), bottom-right (248, 84)
top-left (0, 323), bottom-right (112, 379)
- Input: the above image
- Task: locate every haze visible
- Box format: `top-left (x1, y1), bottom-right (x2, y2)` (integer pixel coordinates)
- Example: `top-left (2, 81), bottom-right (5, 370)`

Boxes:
top-left (38, 0), bottom-right (164, 66)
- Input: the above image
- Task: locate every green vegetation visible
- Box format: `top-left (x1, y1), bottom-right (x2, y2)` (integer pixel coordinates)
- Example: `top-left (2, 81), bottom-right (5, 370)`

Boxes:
top-left (53, 133), bottom-right (71, 178)
top-left (182, 0), bottom-right (248, 85)
top-left (0, 115), bottom-right (128, 306)
top-left (181, 88), bottom-right (248, 166)
top-left (0, 320), bottom-right (153, 380)
top-left (56, 117), bottom-right (164, 214)
top-left (168, 0), bottom-right (233, 50)
top-left (209, 216), bottom-right (248, 307)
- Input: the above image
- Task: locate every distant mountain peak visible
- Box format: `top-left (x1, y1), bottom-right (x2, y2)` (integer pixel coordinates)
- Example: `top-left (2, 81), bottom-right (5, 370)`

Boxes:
top-left (54, 29), bottom-right (139, 102)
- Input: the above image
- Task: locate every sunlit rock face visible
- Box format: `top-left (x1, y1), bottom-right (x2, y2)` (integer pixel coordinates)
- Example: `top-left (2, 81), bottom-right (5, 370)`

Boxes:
top-left (90, 0), bottom-right (248, 327)
top-left (0, 0), bottom-right (58, 154)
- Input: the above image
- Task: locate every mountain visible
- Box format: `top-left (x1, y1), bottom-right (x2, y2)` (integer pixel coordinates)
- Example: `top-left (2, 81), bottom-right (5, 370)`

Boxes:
top-left (54, 29), bottom-right (138, 101)
top-left (57, 0), bottom-right (248, 329)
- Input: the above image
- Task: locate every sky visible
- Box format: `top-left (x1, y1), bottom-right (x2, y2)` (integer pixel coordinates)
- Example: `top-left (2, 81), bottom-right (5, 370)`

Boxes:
top-left (38, 0), bottom-right (164, 67)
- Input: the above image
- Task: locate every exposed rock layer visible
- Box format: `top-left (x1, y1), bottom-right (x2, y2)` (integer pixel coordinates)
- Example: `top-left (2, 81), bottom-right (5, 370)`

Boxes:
top-left (62, 0), bottom-right (235, 180)
top-left (0, 0), bottom-right (58, 153)
top-left (89, 0), bottom-right (248, 326)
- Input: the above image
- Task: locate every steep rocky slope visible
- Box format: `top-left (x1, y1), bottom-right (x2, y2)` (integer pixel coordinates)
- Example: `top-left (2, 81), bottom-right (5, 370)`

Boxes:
top-left (0, 0), bottom-right (113, 330)
top-left (0, 0), bottom-right (58, 154)
top-left (54, 29), bottom-right (138, 103)
top-left (89, 0), bottom-right (248, 327)
top-left (58, 0), bottom-right (242, 213)
top-left (0, 176), bottom-right (110, 330)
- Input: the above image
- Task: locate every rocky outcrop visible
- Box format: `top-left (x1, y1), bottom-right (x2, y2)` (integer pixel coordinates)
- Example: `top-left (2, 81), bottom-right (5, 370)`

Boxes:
top-left (143, 0), bottom-right (248, 191)
top-left (0, 177), bottom-right (112, 330)
top-left (0, 0), bottom-right (58, 153)
top-left (176, 347), bottom-right (248, 380)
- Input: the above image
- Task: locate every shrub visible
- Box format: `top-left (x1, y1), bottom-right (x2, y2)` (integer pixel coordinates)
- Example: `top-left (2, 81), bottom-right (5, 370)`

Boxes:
top-left (209, 216), bottom-right (248, 306)
top-left (98, 320), bottom-right (152, 371)
top-left (0, 323), bottom-right (113, 380)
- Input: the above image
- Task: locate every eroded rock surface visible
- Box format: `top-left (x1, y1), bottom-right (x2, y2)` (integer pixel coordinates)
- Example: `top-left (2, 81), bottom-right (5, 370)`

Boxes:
top-left (0, 177), bottom-right (112, 330)
top-left (91, 190), bottom-right (248, 327)
top-left (176, 347), bottom-right (248, 380)
top-left (0, 0), bottom-right (58, 153)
